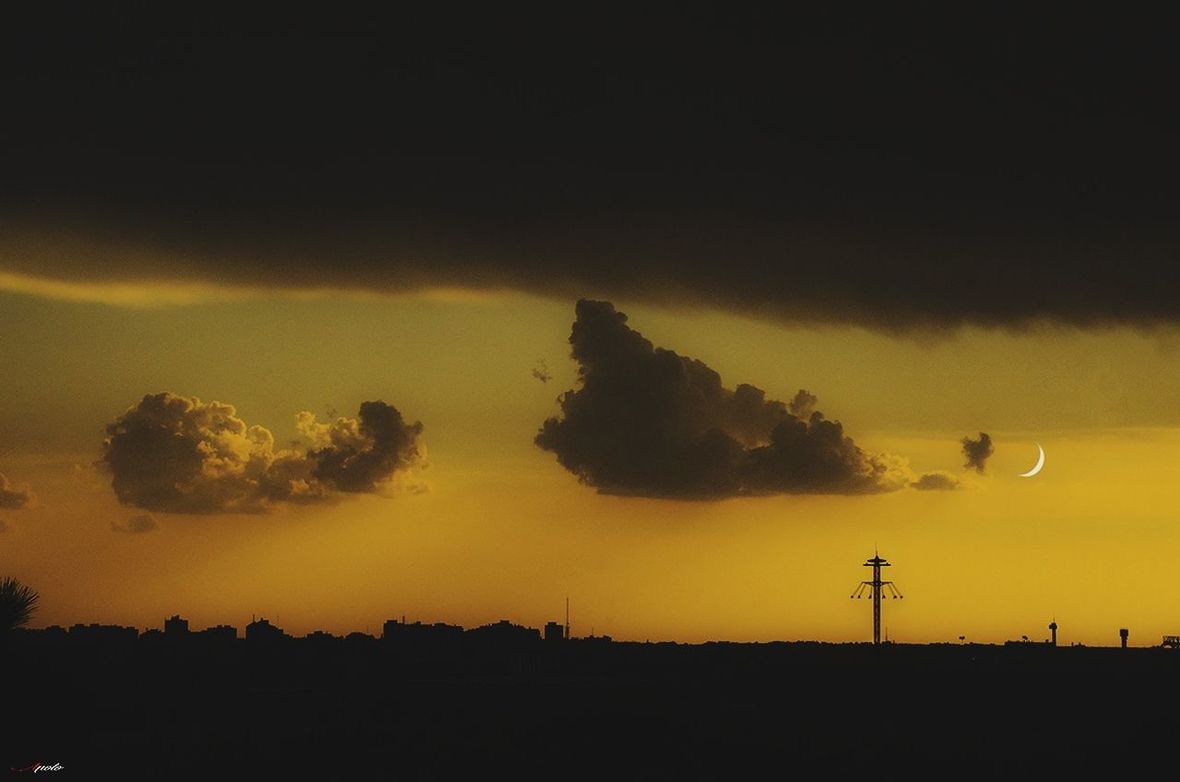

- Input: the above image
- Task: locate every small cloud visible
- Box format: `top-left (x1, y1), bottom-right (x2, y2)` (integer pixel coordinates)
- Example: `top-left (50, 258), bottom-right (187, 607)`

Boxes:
top-left (0, 473), bottom-right (33, 510)
top-left (111, 513), bottom-right (159, 534)
top-left (911, 471), bottom-right (962, 491)
top-left (961, 432), bottom-right (994, 474)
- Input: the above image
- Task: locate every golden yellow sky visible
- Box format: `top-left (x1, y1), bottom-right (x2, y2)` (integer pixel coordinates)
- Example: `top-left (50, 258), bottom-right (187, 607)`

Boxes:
top-left (2, 286), bottom-right (1179, 647)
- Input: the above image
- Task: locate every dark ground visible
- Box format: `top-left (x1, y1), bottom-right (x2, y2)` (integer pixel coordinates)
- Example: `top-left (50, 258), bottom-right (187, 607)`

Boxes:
top-left (4, 632), bottom-right (1177, 779)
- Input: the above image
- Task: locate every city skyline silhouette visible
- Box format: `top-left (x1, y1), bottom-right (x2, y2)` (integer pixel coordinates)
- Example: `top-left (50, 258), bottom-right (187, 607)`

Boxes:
top-left (6, 548), bottom-right (1170, 651)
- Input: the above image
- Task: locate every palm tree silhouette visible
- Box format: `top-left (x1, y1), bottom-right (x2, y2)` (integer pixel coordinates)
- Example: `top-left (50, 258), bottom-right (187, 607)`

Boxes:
top-left (0, 577), bottom-right (39, 633)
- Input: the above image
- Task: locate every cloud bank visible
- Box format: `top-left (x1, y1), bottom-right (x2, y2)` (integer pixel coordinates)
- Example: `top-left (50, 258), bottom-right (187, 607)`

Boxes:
top-left (0, 473), bottom-right (33, 510)
top-left (535, 300), bottom-right (930, 499)
top-left (4, 12), bottom-right (1180, 331)
top-left (100, 393), bottom-right (424, 514)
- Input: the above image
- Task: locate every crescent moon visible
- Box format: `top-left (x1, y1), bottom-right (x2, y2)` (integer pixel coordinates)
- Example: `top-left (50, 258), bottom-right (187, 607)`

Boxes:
top-left (1018, 443), bottom-right (1045, 478)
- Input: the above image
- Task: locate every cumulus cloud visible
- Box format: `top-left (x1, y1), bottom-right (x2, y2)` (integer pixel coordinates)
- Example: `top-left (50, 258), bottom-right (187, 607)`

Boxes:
top-left (911, 471), bottom-right (962, 491)
top-left (535, 300), bottom-right (912, 498)
top-left (961, 432), bottom-right (994, 474)
top-left (112, 514), bottom-right (159, 534)
top-left (0, 473), bottom-right (33, 510)
top-left (100, 393), bottom-right (424, 514)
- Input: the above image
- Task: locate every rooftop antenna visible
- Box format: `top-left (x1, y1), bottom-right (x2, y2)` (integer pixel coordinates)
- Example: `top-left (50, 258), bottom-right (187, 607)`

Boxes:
top-left (850, 550), bottom-right (903, 645)
top-left (564, 596), bottom-right (570, 640)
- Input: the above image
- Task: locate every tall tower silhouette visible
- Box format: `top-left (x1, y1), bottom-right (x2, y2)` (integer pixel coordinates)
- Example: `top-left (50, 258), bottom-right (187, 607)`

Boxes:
top-left (1049, 620), bottom-right (1058, 647)
top-left (850, 550), bottom-right (903, 644)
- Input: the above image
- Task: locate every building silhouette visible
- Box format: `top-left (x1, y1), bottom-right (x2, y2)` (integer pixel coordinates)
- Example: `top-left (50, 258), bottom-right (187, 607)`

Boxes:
top-left (68, 623), bottom-right (138, 643)
top-left (164, 614), bottom-right (189, 636)
top-left (197, 624), bottom-right (237, 642)
top-left (245, 617), bottom-right (285, 641)
top-left (468, 619), bottom-right (541, 643)
top-left (382, 618), bottom-right (464, 642)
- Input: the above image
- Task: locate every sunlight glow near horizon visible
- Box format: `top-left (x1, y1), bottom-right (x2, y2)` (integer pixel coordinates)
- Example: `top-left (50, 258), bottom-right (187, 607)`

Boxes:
top-left (2, 290), bottom-right (1179, 647)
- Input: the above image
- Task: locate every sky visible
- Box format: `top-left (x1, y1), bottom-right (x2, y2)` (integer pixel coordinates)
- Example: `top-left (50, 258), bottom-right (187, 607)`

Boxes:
top-left (3, 10), bottom-right (1180, 645)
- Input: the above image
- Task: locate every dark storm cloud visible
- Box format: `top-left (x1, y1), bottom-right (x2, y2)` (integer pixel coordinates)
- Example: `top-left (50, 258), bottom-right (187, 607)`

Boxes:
top-left (100, 393), bottom-right (423, 514)
top-left (112, 514), bottom-right (159, 534)
top-left (535, 300), bottom-right (911, 498)
top-left (911, 472), bottom-right (962, 492)
top-left (961, 433), bottom-right (995, 474)
top-left (0, 473), bottom-right (33, 510)
top-left (4, 10), bottom-right (1180, 329)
